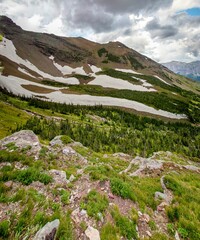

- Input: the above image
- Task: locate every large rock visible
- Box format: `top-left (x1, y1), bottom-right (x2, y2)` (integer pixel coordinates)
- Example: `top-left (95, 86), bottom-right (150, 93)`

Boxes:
top-left (49, 169), bottom-right (68, 185)
top-left (33, 219), bottom-right (60, 240)
top-left (62, 147), bottom-right (76, 155)
top-left (50, 136), bottom-right (63, 147)
top-left (155, 191), bottom-right (167, 201)
top-left (85, 226), bottom-right (100, 240)
top-left (0, 130), bottom-right (41, 155)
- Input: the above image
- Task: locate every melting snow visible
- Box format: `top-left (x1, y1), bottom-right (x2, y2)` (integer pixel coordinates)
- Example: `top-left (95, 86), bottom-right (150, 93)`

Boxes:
top-left (0, 74), bottom-right (186, 119)
top-left (154, 75), bottom-right (172, 86)
top-left (0, 38), bottom-right (79, 85)
top-left (18, 67), bottom-right (36, 78)
top-left (49, 55), bottom-right (86, 75)
top-left (115, 68), bottom-right (142, 75)
top-left (88, 74), bottom-right (156, 92)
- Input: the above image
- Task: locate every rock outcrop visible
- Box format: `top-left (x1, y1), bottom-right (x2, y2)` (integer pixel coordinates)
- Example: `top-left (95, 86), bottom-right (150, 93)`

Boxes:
top-left (0, 130), bottom-right (41, 156)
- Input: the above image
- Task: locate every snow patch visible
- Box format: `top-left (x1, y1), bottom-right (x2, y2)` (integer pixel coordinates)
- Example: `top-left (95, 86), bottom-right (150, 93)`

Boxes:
top-left (154, 75), bottom-right (172, 86)
top-left (18, 67), bottom-right (36, 78)
top-left (88, 74), bottom-right (156, 92)
top-left (0, 74), bottom-right (186, 120)
top-left (115, 68), bottom-right (142, 75)
top-left (89, 65), bottom-right (102, 74)
top-left (0, 74), bottom-right (65, 97)
top-left (0, 38), bottom-right (79, 85)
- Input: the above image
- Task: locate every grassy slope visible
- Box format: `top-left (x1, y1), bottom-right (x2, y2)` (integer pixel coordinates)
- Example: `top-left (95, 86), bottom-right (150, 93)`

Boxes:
top-left (0, 101), bottom-right (30, 139)
top-left (0, 91), bottom-right (199, 239)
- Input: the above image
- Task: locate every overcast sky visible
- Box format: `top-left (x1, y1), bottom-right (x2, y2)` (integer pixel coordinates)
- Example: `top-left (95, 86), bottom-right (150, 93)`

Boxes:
top-left (0, 0), bottom-right (200, 63)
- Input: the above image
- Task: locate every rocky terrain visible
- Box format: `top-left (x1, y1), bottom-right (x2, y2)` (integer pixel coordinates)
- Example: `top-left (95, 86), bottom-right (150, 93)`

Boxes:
top-left (0, 129), bottom-right (200, 239)
top-left (162, 61), bottom-right (200, 81)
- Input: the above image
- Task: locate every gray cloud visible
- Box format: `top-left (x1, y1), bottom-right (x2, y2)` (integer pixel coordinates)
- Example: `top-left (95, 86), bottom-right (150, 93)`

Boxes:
top-left (59, 0), bottom-right (173, 33)
top-left (145, 18), bottom-right (178, 39)
top-left (0, 0), bottom-right (199, 62)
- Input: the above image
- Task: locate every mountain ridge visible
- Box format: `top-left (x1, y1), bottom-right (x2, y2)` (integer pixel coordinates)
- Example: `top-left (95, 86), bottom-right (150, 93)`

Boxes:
top-left (162, 60), bottom-right (200, 81)
top-left (0, 16), bottom-right (200, 123)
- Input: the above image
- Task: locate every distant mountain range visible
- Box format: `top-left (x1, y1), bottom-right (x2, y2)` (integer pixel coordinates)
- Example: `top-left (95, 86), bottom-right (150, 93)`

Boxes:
top-left (162, 61), bottom-right (200, 81)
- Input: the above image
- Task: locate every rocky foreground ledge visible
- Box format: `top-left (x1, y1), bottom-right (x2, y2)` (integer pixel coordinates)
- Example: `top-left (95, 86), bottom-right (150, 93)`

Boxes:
top-left (0, 130), bottom-right (199, 239)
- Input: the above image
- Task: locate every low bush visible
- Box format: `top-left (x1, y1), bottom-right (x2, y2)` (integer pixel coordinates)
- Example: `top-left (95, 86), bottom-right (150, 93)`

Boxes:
top-left (0, 220), bottom-right (10, 239)
top-left (100, 222), bottom-right (119, 240)
top-left (80, 190), bottom-right (109, 220)
top-left (110, 178), bottom-right (135, 201)
top-left (111, 207), bottom-right (137, 240)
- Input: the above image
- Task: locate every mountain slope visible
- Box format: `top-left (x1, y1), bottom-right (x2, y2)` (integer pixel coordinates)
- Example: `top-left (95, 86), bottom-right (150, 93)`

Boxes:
top-left (162, 60), bottom-right (200, 81)
top-left (0, 16), bottom-right (200, 122)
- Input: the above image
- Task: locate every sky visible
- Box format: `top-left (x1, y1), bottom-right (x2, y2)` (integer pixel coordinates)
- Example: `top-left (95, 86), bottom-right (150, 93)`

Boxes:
top-left (0, 0), bottom-right (200, 63)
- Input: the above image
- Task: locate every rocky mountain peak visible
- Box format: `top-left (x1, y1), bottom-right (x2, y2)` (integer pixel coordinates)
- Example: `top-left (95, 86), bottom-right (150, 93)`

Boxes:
top-left (0, 15), bottom-right (22, 37)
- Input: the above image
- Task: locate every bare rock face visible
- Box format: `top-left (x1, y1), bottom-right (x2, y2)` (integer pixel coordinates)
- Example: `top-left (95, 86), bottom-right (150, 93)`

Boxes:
top-left (85, 226), bottom-right (100, 240)
top-left (0, 130), bottom-right (41, 156)
top-left (33, 219), bottom-right (60, 240)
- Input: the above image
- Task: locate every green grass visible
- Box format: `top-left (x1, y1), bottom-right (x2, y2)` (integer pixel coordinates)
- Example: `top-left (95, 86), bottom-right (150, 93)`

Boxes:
top-left (0, 101), bottom-right (30, 139)
top-left (72, 74), bottom-right (93, 81)
top-left (164, 172), bottom-right (200, 239)
top-left (110, 176), bottom-right (162, 210)
top-left (67, 84), bottom-right (188, 115)
top-left (0, 34), bottom-right (3, 42)
top-left (132, 176), bottom-right (162, 210)
top-left (0, 220), bottom-right (10, 239)
top-left (111, 206), bottom-right (137, 240)
top-left (0, 166), bottom-right (52, 185)
top-left (42, 80), bottom-right (68, 87)
top-left (80, 190), bottom-right (109, 220)
top-left (110, 178), bottom-right (135, 201)
top-left (100, 222), bottom-right (119, 240)
top-left (56, 211), bottom-right (74, 240)
top-left (97, 69), bottom-right (140, 84)
top-left (60, 189), bottom-right (70, 205)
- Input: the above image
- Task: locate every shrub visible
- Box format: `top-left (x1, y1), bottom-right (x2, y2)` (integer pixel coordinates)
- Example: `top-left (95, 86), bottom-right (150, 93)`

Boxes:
top-left (34, 212), bottom-right (48, 226)
top-left (111, 207), bottom-right (137, 240)
top-left (56, 211), bottom-right (74, 240)
top-left (100, 222), bottom-right (118, 240)
top-left (0, 220), bottom-right (10, 238)
top-left (98, 48), bottom-right (108, 57)
top-left (80, 190), bottom-right (109, 220)
top-left (60, 190), bottom-right (70, 205)
top-left (61, 135), bottom-right (73, 144)
top-left (12, 168), bottom-right (52, 185)
top-left (167, 223), bottom-right (175, 236)
top-left (167, 206), bottom-right (180, 222)
top-left (178, 227), bottom-right (189, 239)
top-left (110, 178), bottom-right (135, 201)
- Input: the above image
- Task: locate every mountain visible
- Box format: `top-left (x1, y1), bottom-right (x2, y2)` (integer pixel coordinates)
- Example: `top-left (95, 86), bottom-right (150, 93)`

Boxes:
top-left (0, 16), bottom-right (200, 240)
top-left (162, 60), bottom-right (200, 81)
top-left (0, 15), bottom-right (200, 123)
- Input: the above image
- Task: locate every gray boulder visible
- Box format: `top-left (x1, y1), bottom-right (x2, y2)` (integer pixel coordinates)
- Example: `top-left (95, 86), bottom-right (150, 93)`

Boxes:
top-left (85, 226), bottom-right (100, 240)
top-left (0, 130), bottom-right (41, 155)
top-left (33, 219), bottom-right (60, 240)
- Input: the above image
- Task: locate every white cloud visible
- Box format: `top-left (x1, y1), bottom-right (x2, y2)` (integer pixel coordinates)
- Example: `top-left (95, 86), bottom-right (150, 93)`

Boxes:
top-left (44, 15), bottom-right (65, 36)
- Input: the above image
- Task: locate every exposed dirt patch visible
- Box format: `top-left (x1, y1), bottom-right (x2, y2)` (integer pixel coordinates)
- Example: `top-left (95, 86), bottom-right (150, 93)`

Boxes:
top-left (21, 84), bottom-right (57, 93)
